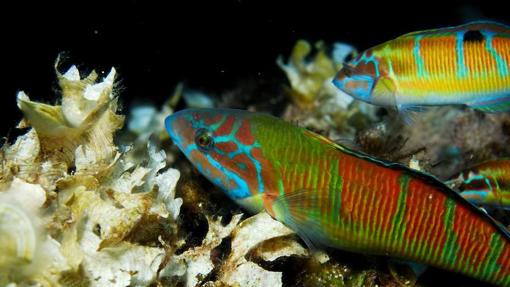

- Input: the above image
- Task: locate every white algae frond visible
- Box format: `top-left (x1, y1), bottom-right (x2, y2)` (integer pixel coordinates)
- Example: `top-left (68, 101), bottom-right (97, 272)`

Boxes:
top-left (218, 213), bottom-right (308, 287)
top-left (1, 63), bottom-right (183, 286)
top-left (278, 40), bottom-right (378, 138)
top-left (0, 62), bottom-right (311, 287)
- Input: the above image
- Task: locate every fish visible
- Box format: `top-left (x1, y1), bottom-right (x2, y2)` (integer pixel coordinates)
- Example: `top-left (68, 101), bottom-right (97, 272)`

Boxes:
top-left (451, 159), bottom-right (510, 208)
top-left (332, 21), bottom-right (510, 115)
top-left (165, 108), bottom-right (510, 286)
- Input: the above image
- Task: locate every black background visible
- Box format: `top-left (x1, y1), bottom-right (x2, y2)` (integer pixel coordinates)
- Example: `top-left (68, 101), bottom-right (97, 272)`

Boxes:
top-left (2, 1), bottom-right (509, 137)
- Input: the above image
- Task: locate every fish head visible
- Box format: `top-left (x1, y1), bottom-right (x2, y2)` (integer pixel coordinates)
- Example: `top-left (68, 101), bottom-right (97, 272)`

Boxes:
top-left (165, 108), bottom-right (265, 212)
top-left (333, 52), bottom-right (396, 106)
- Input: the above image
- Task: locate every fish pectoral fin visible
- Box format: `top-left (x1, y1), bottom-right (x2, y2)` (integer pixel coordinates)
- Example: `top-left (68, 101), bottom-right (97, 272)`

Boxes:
top-left (272, 189), bottom-right (336, 251)
top-left (236, 194), bottom-right (266, 214)
top-left (397, 104), bottom-right (430, 124)
top-left (398, 105), bottom-right (429, 113)
top-left (372, 77), bottom-right (398, 107)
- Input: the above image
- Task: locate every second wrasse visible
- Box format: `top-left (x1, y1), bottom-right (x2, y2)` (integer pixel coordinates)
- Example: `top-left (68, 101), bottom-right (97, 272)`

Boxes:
top-left (333, 21), bottom-right (510, 113)
top-left (166, 108), bottom-right (510, 286)
top-left (451, 159), bottom-right (510, 208)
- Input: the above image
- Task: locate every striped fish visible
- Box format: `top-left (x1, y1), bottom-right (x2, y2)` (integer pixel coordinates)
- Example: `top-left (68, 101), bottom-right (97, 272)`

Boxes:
top-left (333, 21), bottom-right (510, 114)
top-left (452, 159), bottom-right (510, 208)
top-left (166, 108), bottom-right (510, 286)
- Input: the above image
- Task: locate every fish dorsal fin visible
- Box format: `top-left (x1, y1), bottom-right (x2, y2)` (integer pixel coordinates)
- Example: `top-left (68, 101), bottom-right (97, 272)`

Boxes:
top-left (459, 20), bottom-right (510, 34)
top-left (398, 27), bottom-right (453, 39)
top-left (398, 21), bottom-right (510, 39)
top-left (302, 130), bottom-right (345, 149)
top-left (301, 128), bottom-right (400, 168)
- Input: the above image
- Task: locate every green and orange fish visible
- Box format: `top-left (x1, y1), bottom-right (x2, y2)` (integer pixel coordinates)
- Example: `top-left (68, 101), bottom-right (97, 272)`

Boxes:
top-left (333, 21), bottom-right (510, 114)
top-left (451, 159), bottom-right (510, 208)
top-left (166, 108), bottom-right (510, 286)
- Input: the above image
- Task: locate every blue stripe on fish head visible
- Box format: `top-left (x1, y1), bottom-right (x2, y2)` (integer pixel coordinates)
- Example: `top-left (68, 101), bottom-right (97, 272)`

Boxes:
top-left (165, 109), bottom-right (265, 206)
top-left (333, 51), bottom-right (380, 103)
top-left (333, 69), bottom-right (377, 103)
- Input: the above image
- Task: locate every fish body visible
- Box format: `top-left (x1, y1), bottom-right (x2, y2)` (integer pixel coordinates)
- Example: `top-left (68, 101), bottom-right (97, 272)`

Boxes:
top-left (166, 108), bottom-right (510, 286)
top-left (333, 21), bottom-right (510, 113)
top-left (453, 159), bottom-right (510, 208)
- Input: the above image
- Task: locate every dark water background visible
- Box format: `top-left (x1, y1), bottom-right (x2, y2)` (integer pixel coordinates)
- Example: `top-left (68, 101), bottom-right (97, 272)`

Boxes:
top-left (2, 1), bottom-right (508, 138)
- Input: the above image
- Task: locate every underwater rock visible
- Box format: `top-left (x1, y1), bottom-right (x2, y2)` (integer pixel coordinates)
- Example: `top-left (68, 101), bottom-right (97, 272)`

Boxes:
top-left (161, 213), bottom-right (242, 287)
top-left (162, 211), bottom-right (309, 287)
top-left (217, 212), bottom-right (308, 287)
top-left (299, 258), bottom-right (417, 287)
top-left (301, 261), bottom-right (355, 287)
top-left (357, 107), bottom-right (510, 178)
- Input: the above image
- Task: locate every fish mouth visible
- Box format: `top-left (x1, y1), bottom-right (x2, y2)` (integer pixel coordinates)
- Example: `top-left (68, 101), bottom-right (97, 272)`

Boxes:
top-left (332, 76), bottom-right (351, 97)
top-left (332, 77), bottom-right (344, 90)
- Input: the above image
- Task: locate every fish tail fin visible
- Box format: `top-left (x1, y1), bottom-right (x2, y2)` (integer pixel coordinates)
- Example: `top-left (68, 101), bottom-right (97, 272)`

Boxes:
top-left (468, 95), bottom-right (510, 113)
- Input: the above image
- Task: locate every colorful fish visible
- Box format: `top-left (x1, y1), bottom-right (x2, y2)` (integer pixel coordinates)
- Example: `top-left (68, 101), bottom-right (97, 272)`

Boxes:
top-left (451, 158), bottom-right (510, 208)
top-left (166, 108), bottom-right (510, 286)
top-left (333, 21), bottom-right (510, 114)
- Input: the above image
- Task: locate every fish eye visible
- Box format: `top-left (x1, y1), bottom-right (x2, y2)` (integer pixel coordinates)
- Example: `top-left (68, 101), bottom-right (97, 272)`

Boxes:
top-left (344, 52), bottom-right (355, 63)
top-left (195, 128), bottom-right (214, 151)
